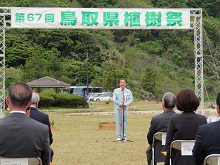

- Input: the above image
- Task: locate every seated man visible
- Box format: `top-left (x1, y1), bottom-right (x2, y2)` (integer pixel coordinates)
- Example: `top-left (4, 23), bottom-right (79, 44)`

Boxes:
top-left (147, 92), bottom-right (176, 165)
top-left (193, 92), bottom-right (220, 165)
top-left (0, 82), bottom-right (50, 165)
top-left (30, 92), bottom-right (54, 162)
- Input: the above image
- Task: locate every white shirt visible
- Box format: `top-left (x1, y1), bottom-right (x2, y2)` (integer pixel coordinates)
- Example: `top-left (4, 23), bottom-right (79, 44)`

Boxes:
top-left (10, 111), bottom-right (26, 114)
top-left (207, 116), bottom-right (220, 123)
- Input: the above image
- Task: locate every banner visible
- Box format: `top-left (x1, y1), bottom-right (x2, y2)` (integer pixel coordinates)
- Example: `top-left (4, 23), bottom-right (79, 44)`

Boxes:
top-left (11, 8), bottom-right (191, 29)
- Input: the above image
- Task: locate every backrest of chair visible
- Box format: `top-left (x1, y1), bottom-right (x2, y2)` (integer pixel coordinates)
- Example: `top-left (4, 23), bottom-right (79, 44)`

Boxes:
top-left (152, 132), bottom-right (167, 146)
top-left (0, 157), bottom-right (42, 165)
top-left (170, 140), bottom-right (195, 156)
top-left (152, 132), bottom-right (167, 164)
top-left (28, 157), bottom-right (42, 165)
top-left (204, 154), bottom-right (220, 165)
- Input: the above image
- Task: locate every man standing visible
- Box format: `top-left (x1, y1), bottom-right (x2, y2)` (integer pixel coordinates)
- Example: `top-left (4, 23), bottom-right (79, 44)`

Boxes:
top-left (113, 78), bottom-right (133, 142)
top-left (29, 92), bottom-right (54, 162)
top-left (0, 82), bottom-right (50, 165)
top-left (147, 92), bottom-right (176, 165)
top-left (193, 92), bottom-right (220, 165)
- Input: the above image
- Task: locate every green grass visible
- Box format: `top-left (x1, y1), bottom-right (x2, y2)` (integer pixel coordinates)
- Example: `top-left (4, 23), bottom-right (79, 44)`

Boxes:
top-left (87, 100), bottom-right (162, 112)
top-left (42, 100), bottom-right (213, 112)
top-left (45, 100), bottom-right (212, 164)
top-left (49, 111), bottom-right (154, 165)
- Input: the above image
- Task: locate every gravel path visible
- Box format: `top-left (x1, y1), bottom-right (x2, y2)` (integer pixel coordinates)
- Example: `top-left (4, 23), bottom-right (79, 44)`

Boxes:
top-left (45, 109), bottom-right (215, 116)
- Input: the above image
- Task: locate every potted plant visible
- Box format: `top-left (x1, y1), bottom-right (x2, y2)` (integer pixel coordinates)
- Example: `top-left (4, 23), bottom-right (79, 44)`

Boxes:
top-left (50, 119), bottom-right (56, 131)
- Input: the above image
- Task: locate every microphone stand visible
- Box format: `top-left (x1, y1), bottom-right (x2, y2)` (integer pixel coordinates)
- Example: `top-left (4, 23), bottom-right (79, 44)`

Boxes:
top-left (122, 89), bottom-right (125, 141)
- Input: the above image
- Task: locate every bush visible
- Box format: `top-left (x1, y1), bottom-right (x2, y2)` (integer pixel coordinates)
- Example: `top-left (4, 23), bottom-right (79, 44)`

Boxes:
top-left (38, 93), bottom-right (89, 108)
top-left (39, 93), bottom-right (55, 108)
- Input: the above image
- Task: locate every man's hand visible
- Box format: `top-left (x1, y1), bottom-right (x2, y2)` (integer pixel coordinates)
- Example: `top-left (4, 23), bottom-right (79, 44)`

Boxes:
top-left (119, 104), bottom-right (126, 109)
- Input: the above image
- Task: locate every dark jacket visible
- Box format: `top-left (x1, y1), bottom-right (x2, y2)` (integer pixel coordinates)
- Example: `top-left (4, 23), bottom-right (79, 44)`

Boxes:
top-left (147, 109), bottom-right (176, 163)
top-left (165, 111), bottom-right (207, 165)
top-left (193, 120), bottom-right (220, 165)
top-left (30, 107), bottom-right (53, 145)
top-left (0, 113), bottom-right (50, 165)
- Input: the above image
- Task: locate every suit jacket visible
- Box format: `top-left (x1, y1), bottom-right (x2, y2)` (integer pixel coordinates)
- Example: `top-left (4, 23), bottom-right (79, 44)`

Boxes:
top-left (30, 107), bottom-right (53, 145)
top-left (193, 121), bottom-right (220, 165)
top-left (165, 111), bottom-right (207, 165)
top-left (113, 87), bottom-right (133, 110)
top-left (147, 109), bottom-right (176, 163)
top-left (0, 113), bottom-right (50, 165)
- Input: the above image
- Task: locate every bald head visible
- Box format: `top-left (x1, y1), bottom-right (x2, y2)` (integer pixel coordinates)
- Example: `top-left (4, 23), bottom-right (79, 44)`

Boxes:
top-left (7, 82), bottom-right (32, 109)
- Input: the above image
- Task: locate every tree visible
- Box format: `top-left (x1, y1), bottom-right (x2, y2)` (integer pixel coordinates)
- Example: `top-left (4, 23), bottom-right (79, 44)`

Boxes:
top-left (202, 0), bottom-right (220, 18)
top-left (2, 0), bottom-right (220, 100)
top-left (23, 47), bottom-right (48, 81)
top-left (77, 0), bottom-right (117, 7)
top-left (6, 31), bottom-right (35, 67)
top-left (23, 46), bottom-right (63, 82)
top-left (5, 67), bottom-right (24, 88)
top-left (141, 66), bottom-right (157, 94)
top-left (151, 0), bottom-right (187, 7)
top-left (91, 60), bottom-right (129, 91)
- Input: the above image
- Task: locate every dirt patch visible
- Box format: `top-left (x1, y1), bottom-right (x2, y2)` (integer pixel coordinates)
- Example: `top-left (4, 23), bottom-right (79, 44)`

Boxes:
top-left (98, 122), bottom-right (116, 130)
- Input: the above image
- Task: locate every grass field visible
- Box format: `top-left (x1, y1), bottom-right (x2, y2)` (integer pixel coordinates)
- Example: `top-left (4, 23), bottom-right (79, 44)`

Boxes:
top-left (48, 101), bottom-right (162, 165)
top-left (88, 100), bottom-right (162, 112)
top-left (46, 101), bottom-right (213, 165)
top-left (49, 111), bottom-right (154, 165)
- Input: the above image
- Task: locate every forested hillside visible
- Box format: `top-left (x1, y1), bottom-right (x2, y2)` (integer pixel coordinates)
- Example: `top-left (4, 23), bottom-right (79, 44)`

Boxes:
top-left (1, 0), bottom-right (220, 100)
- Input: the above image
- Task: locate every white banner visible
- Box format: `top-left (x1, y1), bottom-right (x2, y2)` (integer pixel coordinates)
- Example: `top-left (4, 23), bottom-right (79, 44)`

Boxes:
top-left (11, 8), bottom-right (191, 29)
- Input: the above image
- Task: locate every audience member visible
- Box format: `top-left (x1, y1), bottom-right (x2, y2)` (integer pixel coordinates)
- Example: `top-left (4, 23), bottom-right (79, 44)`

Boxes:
top-left (146, 92), bottom-right (176, 165)
top-left (0, 82), bottom-right (50, 165)
top-left (193, 92), bottom-right (220, 165)
top-left (164, 89), bottom-right (207, 165)
top-left (30, 92), bottom-right (54, 162)
top-left (113, 78), bottom-right (133, 142)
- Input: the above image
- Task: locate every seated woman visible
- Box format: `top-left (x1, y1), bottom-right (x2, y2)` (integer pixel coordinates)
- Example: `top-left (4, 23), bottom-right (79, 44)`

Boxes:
top-left (164, 89), bottom-right (207, 165)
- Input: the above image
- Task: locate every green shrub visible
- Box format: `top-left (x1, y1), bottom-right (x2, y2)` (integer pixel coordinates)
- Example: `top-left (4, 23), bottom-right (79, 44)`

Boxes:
top-left (39, 93), bottom-right (55, 108)
top-left (39, 93), bottom-right (89, 108)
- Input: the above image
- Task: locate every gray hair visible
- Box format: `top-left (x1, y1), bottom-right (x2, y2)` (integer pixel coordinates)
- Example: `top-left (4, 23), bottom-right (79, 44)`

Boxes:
top-left (31, 92), bottom-right (40, 104)
top-left (162, 92), bottom-right (176, 109)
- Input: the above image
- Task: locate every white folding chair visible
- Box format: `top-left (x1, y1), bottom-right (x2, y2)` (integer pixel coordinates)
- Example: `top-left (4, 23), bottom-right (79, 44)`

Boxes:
top-left (0, 157), bottom-right (42, 165)
top-left (152, 132), bottom-right (167, 165)
top-left (169, 140), bottom-right (195, 165)
top-left (204, 154), bottom-right (220, 165)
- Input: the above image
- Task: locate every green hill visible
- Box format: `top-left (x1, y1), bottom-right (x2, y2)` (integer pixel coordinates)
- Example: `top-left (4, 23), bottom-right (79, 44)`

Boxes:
top-left (1, 0), bottom-right (220, 100)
